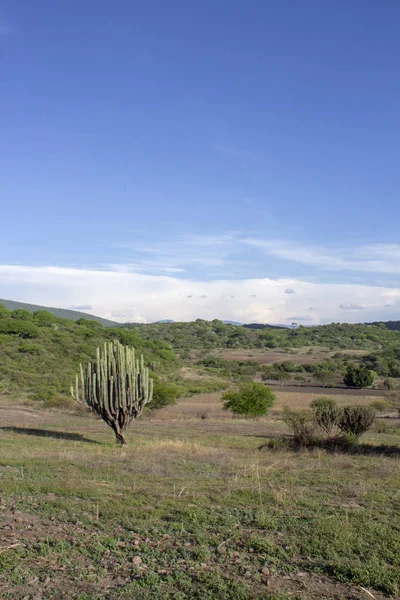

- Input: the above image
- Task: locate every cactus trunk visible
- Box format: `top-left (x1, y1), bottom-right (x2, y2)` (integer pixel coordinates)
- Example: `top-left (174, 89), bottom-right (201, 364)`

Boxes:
top-left (71, 340), bottom-right (153, 445)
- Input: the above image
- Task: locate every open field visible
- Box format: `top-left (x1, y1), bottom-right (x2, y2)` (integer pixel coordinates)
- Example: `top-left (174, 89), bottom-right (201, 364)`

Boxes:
top-left (209, 348), bottom-right (369, 366)
top-left (1, 390), bottom-right (399, 600)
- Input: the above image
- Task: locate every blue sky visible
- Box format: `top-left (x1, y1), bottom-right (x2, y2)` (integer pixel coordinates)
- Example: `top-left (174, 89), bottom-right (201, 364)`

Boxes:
top-left (1, 1), bottom-right (400, 323)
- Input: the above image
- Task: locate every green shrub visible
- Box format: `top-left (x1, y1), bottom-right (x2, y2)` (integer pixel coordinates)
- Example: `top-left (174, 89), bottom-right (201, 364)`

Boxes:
top-left (313, 369), bottom-right (336, 387)
top-left (28, 386), bottom-right (55, 402)
top-left (222, 383), bottom-right (275, 417)
top-left (383, 377), bottom-right (397, 390)
top-left (338, 406), bottom-right (376, 437)
top-left (0, 305), bottom-right (11, 319)
top-left (151, 381), bottom-right (179, 409)
top-left (11, 308), bottom-right (34, 321)
top-left (311, 398), bottom-right (340, 435)
top-left (43, 394), bottom-right (75, 409)
top-left (18, 342), bottom-right (42, 355)
top-left (0, 319), bottom-right (39, 338)
top-left (34, 310), bottom-right (57, 327)
top-left (343, 365), bottom-right (375, 388)
top-left (282, 407), bottom-right (316, 443)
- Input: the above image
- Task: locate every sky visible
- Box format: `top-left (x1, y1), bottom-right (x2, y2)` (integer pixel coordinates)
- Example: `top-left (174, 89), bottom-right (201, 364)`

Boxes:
top-left (1, 1), bottom-right (400, 324)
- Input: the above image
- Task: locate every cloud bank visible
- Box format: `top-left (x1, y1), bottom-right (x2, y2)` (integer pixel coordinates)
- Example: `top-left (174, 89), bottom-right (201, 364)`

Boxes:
top-left (0, 264), bottom-right (399, 325)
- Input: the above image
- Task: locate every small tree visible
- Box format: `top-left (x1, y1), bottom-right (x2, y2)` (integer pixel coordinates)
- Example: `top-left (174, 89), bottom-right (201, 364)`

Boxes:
top-left (261, 365), bottom-right (276, 384)
top-left (222, 382), bottom-right (275, 417)
top-left (282, 408), bottom-right (315, 443)
top-left (34, 310), bottom-right (57, 327)
top-left (270, 370), bottom-right (291, 386)
top-left (11, 309), bottom-right (33, 321)
top-left (383, 377), bottom-right (397, 390)
top-left (71, 340), bottom-right (153, 445)
top-left (313, 369), bottom-right (335, 388)
top-left (311, 397), bottom-right (340, 435)
top-left (337, 406), bottom-right (376, 437)
top-left (343, 365), bottom-right (375, 389)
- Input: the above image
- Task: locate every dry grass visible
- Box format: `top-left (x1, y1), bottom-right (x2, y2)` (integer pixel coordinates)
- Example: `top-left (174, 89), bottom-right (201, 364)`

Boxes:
top-left (0, 394), bottom-right (399, 599)
top-left (209, 346), bottom-right (369, 365)
top-left (149, 388), bottom-right (386, 421)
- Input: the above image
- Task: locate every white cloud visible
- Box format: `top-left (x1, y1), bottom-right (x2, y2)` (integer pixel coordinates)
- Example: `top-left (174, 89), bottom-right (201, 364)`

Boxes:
top-left (285, 288), bottom-right (296, 294)
top-left (68, 304), bottom-right (93, 311)
top-left (243, 238), bottom-right (400, 274)
top-left (339, 303), bottom-right (364, 310)
top-left (0, 264), bottom-right (399, 325)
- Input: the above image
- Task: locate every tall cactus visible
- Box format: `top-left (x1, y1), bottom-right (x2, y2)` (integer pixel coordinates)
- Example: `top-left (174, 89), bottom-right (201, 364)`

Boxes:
top-left (71, 340), bottom-right (153, 445)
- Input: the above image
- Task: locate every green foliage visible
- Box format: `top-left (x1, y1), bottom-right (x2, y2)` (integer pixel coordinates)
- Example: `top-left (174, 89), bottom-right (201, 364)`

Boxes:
top-left (11, 308), bottom-right (34, 321)
top-left (0, 319), bottom-right (39, 338)
top-left (343, 365), bottom-right (375, 388)
top-left (0, 304), bottom-right (11, 318)
top-left (222, 382), bottom-right (275, 417)
top-left (0, 313), bottom-right (181, 400)
top-left (383, 377), bottom-right (397, 390)
top-left (313, 369), bottom-right (336, 387)
top-left (151, 380), bottom-right (179, 409)
top-left (34, 310), bottom-right (57, 327)
top-left (198, 356), bottom-right (259, 380)
top-left (338, 406), bottom-right (376, 437)
top-left (282, 408), bottom-right (316, 443)
top-left (124, 319), bottom-right (400, 352)
top-left (311, 398), bottom-right (340, 435)
top-left (18, 342), bottom-right (42, 354)
top-left (28, 385), bottom-right (55, 402)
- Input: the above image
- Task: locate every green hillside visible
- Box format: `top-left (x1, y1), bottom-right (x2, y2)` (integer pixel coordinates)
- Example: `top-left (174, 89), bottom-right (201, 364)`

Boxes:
top-left (0, 298), bottom-right (117, 327)
top-left (124, 318), bottom-right (400, 351)
top-left (0, 305), bottom-right (178, 402)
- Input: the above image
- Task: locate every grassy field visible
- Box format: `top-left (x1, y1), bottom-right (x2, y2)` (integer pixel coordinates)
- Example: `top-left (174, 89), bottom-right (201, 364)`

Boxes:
top-left (1, 390), bottom-right (399, 600)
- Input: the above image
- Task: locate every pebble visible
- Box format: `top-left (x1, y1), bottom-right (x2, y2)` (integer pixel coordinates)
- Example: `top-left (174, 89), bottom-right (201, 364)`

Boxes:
top-left (261, 567), bottom-right (270, 576)
top-left (132, 556), bottom-right (142, 566)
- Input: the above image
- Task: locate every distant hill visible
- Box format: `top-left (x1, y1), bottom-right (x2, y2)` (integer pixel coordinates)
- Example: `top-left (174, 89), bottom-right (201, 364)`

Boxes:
top-left (243, 323), bottom-right (289, 330)
top-left (222, 320), bottom-right (243, 326)
top-left (154, 319), bottom-right (175, 324)
top-left (0, 298), bottom-right (117, 327)
top-left (370, 320), bottom-right (400, 331)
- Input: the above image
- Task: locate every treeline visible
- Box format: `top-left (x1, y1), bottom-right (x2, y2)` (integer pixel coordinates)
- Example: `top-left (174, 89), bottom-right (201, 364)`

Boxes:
top-left (126, 319), bottom-right (400, 351)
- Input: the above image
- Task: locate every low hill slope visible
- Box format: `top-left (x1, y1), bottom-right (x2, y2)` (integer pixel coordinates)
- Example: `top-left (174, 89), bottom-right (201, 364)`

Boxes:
top-left (0, 298), bottom-right (117, 327)
top-left (0, 308), bottom-right (178, 402)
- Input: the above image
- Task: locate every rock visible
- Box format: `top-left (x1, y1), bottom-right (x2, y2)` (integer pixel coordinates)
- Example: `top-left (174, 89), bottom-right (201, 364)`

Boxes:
top-left (217, 546), bottom-right (227, 555)
top-left (157, 569), bottom-right (167, 575)
top-left (244, 570), bottom-right (251, 578)
top-left (133, 539), bottom-right (140, 546)
top-left (132, 556), bottom-right (142, 566)
top-left (261, 567), bottom-right (270, 576)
